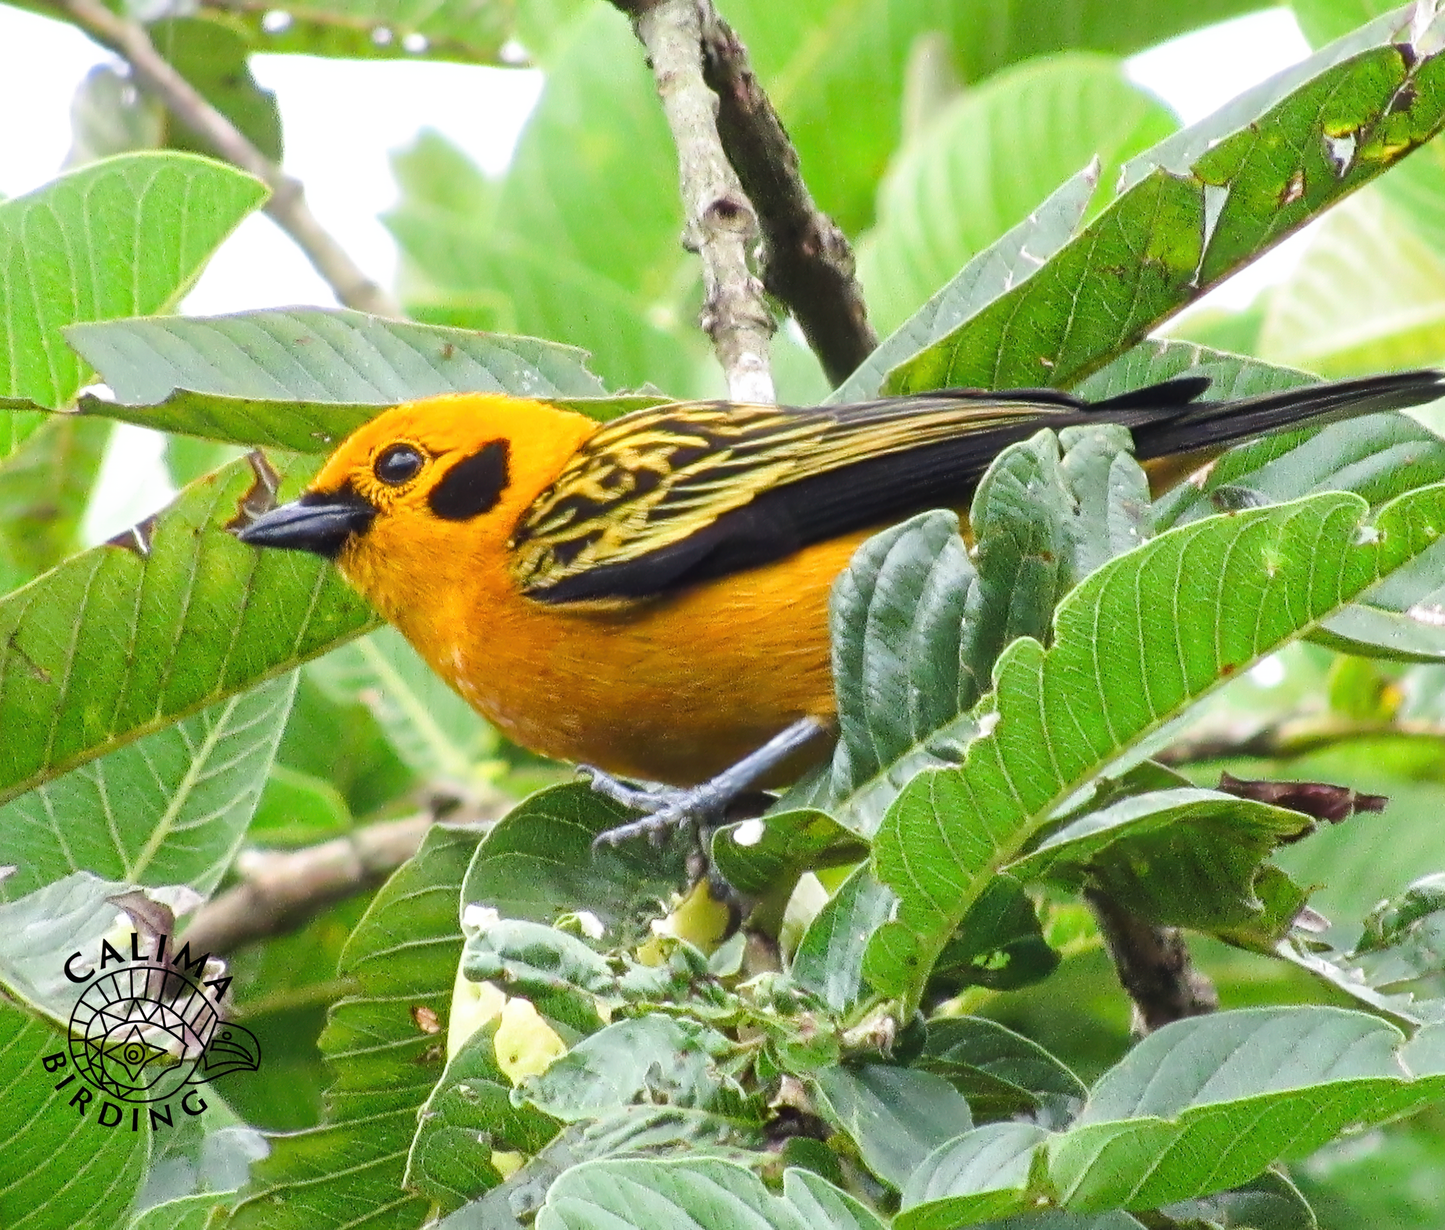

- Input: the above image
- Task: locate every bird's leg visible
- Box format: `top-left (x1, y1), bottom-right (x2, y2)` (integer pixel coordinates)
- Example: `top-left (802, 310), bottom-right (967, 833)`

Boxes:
top-left (588, 716), bottom-right (830, 849)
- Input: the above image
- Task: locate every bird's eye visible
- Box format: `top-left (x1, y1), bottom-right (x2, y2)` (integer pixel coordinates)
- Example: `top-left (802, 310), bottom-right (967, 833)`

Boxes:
top-left (374, 443), bottom-right (425, 486)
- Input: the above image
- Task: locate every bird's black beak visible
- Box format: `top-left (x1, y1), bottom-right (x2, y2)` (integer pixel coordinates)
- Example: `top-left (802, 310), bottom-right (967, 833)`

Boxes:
top-left (235, 490), bottom-right (376, 559)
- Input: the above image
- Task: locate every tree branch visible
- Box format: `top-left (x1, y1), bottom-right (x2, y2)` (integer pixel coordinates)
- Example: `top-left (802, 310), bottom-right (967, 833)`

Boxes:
top-left (1158, 717), bottom-right (1444, 766)
top-left (1086, 889), bottom-right (1218, 1034)
top-left (56, 0), bottom-right (403, 318)
top-left (698, 8), bottom-right (877, 386)
top-left (615, 0), bottom-right (776, 402)
top-left (180, 814), bottom-right (437, 956)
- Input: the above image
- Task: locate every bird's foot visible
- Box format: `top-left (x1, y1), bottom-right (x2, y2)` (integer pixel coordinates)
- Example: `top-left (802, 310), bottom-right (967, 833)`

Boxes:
top-left (582, 717), bottom-right (831, 854)
top-left (583, 767), bottom-right (728, 849)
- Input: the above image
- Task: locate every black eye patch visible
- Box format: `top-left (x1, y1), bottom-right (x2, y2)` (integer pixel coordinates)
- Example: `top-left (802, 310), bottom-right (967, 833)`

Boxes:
top-left (428, 440), bottom-right (511, 521)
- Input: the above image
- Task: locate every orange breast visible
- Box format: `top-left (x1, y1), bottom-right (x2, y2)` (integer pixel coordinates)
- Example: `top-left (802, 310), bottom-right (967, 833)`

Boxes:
top-left (405, 531), bottom-right (869, 785)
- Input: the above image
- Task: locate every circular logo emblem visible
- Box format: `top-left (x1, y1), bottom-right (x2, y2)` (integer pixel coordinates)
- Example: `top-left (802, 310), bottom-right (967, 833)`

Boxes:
top-left (68, 965), bottom-right (222, 1103)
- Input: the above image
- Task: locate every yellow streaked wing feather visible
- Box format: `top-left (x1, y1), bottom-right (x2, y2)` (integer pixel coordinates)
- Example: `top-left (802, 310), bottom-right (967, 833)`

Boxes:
top-left (507, 396), bottom-right (1057, 593)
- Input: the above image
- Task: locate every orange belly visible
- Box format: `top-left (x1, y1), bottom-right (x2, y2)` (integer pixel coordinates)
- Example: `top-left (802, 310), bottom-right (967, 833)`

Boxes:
top-left (390, 531), bottom-right (870, 785)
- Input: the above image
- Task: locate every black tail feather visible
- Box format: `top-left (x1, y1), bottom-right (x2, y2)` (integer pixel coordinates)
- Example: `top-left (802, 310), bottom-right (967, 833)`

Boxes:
top-left (1128, 370), bottom-right (1445, 461)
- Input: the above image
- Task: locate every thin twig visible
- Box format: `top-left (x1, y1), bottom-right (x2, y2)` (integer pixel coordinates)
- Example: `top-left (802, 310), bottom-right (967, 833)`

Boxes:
top-left (1086, 889), bottom-right (1218, 1034)
top-left (56, 0), bottom-right (402, 318)
top-left (698, 8), bottom-right (877, 386)
top-left (616, 0), bottom-right (776, 402)
top-left (179, 814), bottom-right (437, 956)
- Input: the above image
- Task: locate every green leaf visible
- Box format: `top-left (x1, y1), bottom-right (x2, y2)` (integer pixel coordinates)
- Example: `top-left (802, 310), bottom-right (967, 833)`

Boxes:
top-left (915, 1215), bottom-right (1144, 1230)
top-left (1259, 191), bottom-right (1445, 376)
top-left (0, 415), bottom-right (111, 581)
top-left (461, 784), bottom-right (688, 948)
top-left (64, 65), bottom-right (164, 167)
top-left (1048, 1008), bottom-right (1445, 1210)
top-left (404, 1020), bottom-right (558, 1212)
top-left (385, 8), bottom-right (704, 396)
top-left (496, 8), bottom-right (677, 303)
top-left (1008, 787), bottom-right (1319, 940)
top-left (522, 1016), bottom-right (759, 1129)
top-left (1078, 339), bottom-right (1317, 406)
top-left (832, 167), bottom-right (1096, 403)
top-left (711, 808), bottom-right (867, 898)
top-left (0, 452), bottom-right (377, 809)
top-left (900, 1009), bottom-right (1445, 1222)
top-left (1293, 0), bottom-right (1399, 45)
top-left (934, 877), bottom-right (1060, 992)
top-left (787, 866), bottom-right (896, 1018)
top-left (1293, 1111), bottom-right (1445, 1230)
top-left (898, 1122), bottom-right (1052, 1228)
top-left (462, 916), bottom-right (612, 1031)
top-left (780, 510), bottom-right (980, 834)
top-left (63, 308), bottom-right (610, 449)
top-left (276, 673), bottom-right (414, 821)
top-left (966, 426), bottom-right (1140, 662)
top-left (728, 0), bottom-right (1256, 240)
top-left (151, 17), bottom-right (283, 163)
top-left (0, 152), bottom-right (265, 462)
top-left (811, 1063), bottom-right (974, 1189)
top-left (537, 1158), bottom-right (886, 1230)
top-left (885, 12), bottom-right (1445, 395)
top-left (131, 1193), bottom-right (230, 1230)
top-left (919, 1017), bottom-right (1086, 1122)
top-left (1273, 869), bottom-right (1445, 1026)
top-left (857, 55), bottom-right (1174, 337)
top-left (1158, 1170), bottom-right (1319, 1230)
top-left (395, 242), bottom-right (705, 401)
top-left (228, 824), bottom-right (481, 1229)
top-left (786, 426), bottom-right (1145, 836)
top-left (164, 436), bottom-right (245, 488)
top-left (866, 481), bottom-right (1445, 1013)
top-left (0, 672), bottom-right (297, 899)
top-left (0, 871), bottom-right (139, 1026)
top-left (944, 0), bottom-right (1265, 82)
top-left (1145, 365), bottom-right (1445, 662)
top-left (0, 1006), bottom-right (150, 1230)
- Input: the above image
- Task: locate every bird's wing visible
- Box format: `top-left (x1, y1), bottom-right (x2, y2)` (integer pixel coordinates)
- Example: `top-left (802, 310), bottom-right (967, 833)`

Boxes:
top-left (506, 387), bottom-right (1113, 603)
top-left (507, 369), bottom-right (1444, 604)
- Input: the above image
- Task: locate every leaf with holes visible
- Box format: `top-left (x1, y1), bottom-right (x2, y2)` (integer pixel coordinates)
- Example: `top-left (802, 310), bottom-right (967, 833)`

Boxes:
top-left (833, 167), bottom-right (1097, 404)
top-left (885, 10), bottom-right (1445, 395)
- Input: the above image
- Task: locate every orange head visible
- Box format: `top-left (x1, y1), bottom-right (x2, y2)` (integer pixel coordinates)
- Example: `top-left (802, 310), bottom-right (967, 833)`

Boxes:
top-left (236, 393), bottom-right (598, 623)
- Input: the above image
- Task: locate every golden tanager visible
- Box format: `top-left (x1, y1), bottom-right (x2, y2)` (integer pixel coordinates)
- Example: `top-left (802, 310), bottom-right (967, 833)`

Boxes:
top-left (237, 372), bottom-right (1445, 844)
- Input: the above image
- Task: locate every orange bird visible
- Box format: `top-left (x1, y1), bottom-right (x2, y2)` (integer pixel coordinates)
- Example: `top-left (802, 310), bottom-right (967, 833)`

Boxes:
top-left (238, 372), bottom-right (1444, 843)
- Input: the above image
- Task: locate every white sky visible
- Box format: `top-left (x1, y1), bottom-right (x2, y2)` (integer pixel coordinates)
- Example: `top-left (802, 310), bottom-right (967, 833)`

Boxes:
top-left (0, 4), bottom-right (1313, 540)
